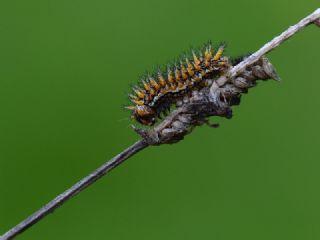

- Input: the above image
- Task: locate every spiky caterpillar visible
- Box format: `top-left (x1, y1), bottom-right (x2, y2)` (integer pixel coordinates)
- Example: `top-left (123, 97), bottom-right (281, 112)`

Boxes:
top-left (127, 44), bottom-right (231, 125)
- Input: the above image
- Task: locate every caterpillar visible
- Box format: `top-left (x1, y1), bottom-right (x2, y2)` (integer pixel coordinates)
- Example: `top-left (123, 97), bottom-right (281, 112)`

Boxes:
top-left (126, 43), bottom-right (231, 126)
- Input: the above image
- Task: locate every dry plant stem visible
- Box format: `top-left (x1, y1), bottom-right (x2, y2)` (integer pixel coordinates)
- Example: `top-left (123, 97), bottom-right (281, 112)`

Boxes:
top-left (229, 8), bottom-right (320, 78)
top-left (0, 140), bottom-right (148, 240)
top-left (1, 8), bottom-right (319, 240)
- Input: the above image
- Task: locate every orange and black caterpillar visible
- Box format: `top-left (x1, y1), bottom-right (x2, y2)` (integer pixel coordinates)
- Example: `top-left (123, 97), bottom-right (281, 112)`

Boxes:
top-left (127, 43), bottom-right (231, 126)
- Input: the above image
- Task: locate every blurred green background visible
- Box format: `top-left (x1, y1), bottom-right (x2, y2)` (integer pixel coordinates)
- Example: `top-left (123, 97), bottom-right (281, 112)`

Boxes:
top-left (0, 0), bottom-right (319, 239)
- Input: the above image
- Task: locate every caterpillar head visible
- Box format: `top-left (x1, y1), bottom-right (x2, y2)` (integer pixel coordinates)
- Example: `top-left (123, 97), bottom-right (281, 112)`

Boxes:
top-left (132, 105), bottom-right (156, 126)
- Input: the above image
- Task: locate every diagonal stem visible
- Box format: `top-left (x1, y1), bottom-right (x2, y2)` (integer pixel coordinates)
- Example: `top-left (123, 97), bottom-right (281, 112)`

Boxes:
top-left (229, 8), bottom-right (320, 78)
top-left (1, 140), bottom-right (148, 240)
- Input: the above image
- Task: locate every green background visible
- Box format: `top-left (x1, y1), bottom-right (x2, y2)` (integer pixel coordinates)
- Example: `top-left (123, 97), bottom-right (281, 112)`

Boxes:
top-left (0, 0), bottom-right (319, 239)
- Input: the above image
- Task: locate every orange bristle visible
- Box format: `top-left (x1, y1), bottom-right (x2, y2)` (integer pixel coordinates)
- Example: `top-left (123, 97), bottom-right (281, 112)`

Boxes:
top-left (136, 108), bottom-right (146, 116)
top-left (160, 87), bottom-right (167, 94)
top-left (193, 62), bottom-right (201, 71)
top-left (175, 67), bottom-right (181, 81)
top-left (170, 83), bottom-right (177, 91)
top-left (158, 72), bottom-right (166, 87)
top-left (186, 58), bottom-right (194, 76)
top-left (178, 81), bottom-right (184, 88)
top-left (143, 81), bottom-right (151, 91)
top-left (213, 46), bottom-right (224, 61)
top-left (129, 94), bottom-right (138, 100)
top-left (167, 69), bottom-right (174, 83)
top-left (134, 89), bottom-right (144, 98)
top-left (149, 77), bottom-right (160, 90)
top-left (125, 106), bottom-right (136, 111)
top-left (192, 51), bottom-right (201, 65)
top-left (204, 46), bottom-right (212, 66)
top-left (150, 88), bottom-right (156, 96)
top-left (180, 63), bottom-right (188, 80)
top-left (132, 99), bottom-right (144, 105)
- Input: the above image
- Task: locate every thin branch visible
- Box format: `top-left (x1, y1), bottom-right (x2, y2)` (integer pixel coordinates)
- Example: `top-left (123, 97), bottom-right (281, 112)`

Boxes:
top-left (0, 140), bottom-right (148, 240)
top-left (229, 8), bottom-right (320, 78)
top-left (1, 8), bottom-right (319, 240)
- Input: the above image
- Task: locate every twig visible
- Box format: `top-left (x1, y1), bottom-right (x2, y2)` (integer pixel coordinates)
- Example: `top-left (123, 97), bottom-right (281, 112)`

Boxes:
top-left (229, 8), bottom-right (320, 78)
top-left (1, 8), bottom-right (319, 240)
top-left (0, 140), bottom-right (148, 240)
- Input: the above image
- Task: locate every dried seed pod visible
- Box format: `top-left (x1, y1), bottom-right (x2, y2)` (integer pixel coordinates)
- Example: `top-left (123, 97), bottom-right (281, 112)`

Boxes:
top-left (134, 56), bottom-right (279, 145)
